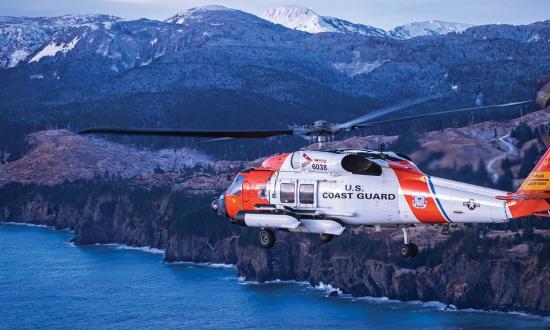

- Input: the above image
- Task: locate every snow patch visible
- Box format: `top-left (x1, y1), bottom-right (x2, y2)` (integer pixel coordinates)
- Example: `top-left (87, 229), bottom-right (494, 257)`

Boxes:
top-left (8, 49), bottom-right (29, 68)
top-left (97, 42), bottom-right (110, 57)
top-left (29, 37), bottom-right (80, 63)
top-left (528, 34), bottom-right (540, 42)
top-left (334, 51), bottom-right (387, 77)
top-left (139, 59), bottom-right (152, 66)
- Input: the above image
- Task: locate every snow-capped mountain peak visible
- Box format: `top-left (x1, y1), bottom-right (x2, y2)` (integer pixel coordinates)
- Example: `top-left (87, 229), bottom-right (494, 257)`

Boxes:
top-left (390, 20), bottom-right (474, 39)
top-left (166, 5), bottom-right (235, 24)
top-left (261, 6), bottom-right (324, 33)
top-left (261, 5), bottom-right (386, 37)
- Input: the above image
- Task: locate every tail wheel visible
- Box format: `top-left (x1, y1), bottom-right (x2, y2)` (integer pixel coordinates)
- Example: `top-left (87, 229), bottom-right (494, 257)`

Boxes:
top-left (400, 243), bottom-right (418, 258)
top-left (319, 233), bottom-right (333, 243)
top-left (258, 229), bottom-right (275, 249)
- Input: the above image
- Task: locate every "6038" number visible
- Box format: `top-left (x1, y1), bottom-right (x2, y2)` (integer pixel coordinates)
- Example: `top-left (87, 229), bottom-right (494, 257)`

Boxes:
top-left (312, 164), bottom-right (327, 171)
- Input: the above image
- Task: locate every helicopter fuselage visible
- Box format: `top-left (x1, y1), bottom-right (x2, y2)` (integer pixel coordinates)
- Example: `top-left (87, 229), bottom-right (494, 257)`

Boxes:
top-left (214, 149), bottom-right (517, 235)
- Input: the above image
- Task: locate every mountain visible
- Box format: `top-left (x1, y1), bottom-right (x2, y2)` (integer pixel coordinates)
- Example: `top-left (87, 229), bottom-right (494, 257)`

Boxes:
top-left (462, 20), bottom-right (550, 42)
top-left (260, 6), bottom-right (386, 36)
top-left (259, 6), bottom-right (473, 39)
top-left (0, 7), bottom-right (549, 161)
top-left (390, 20), bottom-right (474, 39)
top-left (165, 5), bottom-right (236, 24)
top-left (0, 14), bottom-right (119, 69)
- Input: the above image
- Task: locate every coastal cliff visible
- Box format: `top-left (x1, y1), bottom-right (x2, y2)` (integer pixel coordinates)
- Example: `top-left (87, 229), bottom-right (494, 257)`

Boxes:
top-left (1, 181), bottom-right (549, 315)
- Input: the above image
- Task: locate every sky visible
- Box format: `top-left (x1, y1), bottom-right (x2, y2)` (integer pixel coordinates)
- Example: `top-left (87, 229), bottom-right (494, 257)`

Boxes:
top-left (0, 0), bottom-right (548, 30)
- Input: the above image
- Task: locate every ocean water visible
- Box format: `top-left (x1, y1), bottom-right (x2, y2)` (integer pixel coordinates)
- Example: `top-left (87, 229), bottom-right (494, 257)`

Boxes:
top-left (0, 223), bottom-right (548, 329)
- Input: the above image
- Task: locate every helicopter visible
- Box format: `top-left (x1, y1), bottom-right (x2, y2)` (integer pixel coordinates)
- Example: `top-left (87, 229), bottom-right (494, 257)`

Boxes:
top-left (80, 81), bottom-right (550, 257)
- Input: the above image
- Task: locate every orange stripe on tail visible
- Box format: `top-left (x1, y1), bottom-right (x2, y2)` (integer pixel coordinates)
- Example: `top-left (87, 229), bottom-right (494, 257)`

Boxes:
top-left (505, 148), bottom-right (550, 218)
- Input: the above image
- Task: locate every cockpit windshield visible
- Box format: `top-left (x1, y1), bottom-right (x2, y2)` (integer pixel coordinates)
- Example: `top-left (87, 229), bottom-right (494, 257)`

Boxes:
top-left (226, 175), bottom-right (244, 196)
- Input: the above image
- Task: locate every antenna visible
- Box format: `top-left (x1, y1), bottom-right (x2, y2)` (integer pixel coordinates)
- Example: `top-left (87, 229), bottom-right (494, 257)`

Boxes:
top-left (379, 143), bottom-right (387, 160)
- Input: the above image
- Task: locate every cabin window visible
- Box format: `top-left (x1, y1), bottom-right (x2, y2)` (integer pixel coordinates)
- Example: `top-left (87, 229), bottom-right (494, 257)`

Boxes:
top-left (227, 175), bottom-right (244, 196)
top-left (280, 183), bottom-right (295, 203)
top-left (299, 184), bottom-right (315, 204)
top-left (341, 154), bottom-right (382, 176)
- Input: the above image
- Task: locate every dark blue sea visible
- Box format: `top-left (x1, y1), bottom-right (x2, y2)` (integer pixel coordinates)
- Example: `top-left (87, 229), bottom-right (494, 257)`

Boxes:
top-left (1, 223), bottom-right (548, 329)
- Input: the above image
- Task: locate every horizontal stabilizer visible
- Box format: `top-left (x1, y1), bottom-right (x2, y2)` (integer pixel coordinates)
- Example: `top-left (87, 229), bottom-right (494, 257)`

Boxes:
top-left (532, 210), bottom-right (550, 218)
top-left (496, 192), bottom-right (550, 201)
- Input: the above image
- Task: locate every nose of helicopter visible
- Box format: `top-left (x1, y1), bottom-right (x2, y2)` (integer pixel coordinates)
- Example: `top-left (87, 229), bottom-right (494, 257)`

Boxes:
top-left (211, 194), bottom-right (227, 217)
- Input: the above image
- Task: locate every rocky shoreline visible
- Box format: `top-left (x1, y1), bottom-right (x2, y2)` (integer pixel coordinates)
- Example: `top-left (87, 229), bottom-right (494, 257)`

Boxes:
top-left (1, 180), bottom-right (549, 315)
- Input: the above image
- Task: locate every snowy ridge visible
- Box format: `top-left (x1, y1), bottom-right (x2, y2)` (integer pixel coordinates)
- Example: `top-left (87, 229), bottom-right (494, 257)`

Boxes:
top-left (166, 5), bottom-right (235, 24)
top-left (0, 14), bottom-right (119, 68)
top-left (391, 20), bottom-right (474, 39)
top-left (260, 6), bottom-right (386, 36)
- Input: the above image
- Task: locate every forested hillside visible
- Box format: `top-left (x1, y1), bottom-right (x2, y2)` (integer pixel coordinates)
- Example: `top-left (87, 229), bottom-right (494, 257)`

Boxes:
top-left (1, 8), bottom-right (549, 160)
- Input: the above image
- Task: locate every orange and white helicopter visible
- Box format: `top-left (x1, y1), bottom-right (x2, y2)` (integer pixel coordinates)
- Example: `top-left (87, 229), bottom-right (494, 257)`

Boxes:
top-left (81, 82), bottom-right (550, 257)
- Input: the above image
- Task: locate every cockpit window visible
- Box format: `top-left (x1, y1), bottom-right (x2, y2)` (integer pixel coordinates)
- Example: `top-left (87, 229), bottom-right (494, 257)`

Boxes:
top-left (341, 154), bottom-right (382, 176)
top-left (227, 175), bottom-right (244, 196)
top-left (258, 186), bottom-right (267, 199)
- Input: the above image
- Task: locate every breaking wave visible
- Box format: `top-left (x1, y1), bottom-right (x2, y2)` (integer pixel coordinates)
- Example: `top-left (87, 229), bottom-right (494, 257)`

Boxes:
top-left (237, 278), bottom-right (549, 321)
top-left (98, 243), bottom-right (165, 255)
top-left (2, 221), bottom-right (55, 229)
top-left (169, 261), bottom-right (236, 269)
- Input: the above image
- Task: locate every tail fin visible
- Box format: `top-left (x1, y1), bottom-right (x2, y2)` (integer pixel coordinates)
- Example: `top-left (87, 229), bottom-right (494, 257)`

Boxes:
top-left (518, 147), bottom-right (550, 193)
top-left (497, 148), bottom-right (550, 218)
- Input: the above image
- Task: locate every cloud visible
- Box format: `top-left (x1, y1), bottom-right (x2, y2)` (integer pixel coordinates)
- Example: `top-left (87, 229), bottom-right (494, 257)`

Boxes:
top-left (103, 0), bottom-right (176, 3)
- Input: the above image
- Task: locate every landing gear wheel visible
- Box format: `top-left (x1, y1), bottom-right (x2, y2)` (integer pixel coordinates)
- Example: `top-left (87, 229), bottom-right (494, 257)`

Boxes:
top-left (400, 243), bottom-right (418, 258)
top-left (319, 233), bottom-right (333, 243)
top-left (258, 229), bottom-right (275, 249)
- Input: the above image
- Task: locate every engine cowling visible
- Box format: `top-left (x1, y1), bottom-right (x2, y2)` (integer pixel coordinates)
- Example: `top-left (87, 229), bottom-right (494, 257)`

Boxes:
top-left (289, 151), bottom-right (381, 176)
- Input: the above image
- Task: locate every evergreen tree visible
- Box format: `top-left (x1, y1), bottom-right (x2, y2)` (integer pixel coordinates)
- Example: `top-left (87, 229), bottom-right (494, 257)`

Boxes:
top-left (475, 159), bottom-right (492, 187)
top-left (519, 144), bottom-right (543, 178)
top-left (388, 131), bottom-right (421, 154)
top-left (510, 122), bottom-right (535, 147)
top-left (496, 158), bottom-right (514, 191)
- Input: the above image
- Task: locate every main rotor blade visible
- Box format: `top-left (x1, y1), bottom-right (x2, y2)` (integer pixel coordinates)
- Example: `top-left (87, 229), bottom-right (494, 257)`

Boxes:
top-left (199, 137), bottom-right (235, 143)
top-left (352, 100), bottom-right (535, 128)
top-left (337, 95), bottom-right (438, 130)
top-left (78, 127), bottom-right (295, 139)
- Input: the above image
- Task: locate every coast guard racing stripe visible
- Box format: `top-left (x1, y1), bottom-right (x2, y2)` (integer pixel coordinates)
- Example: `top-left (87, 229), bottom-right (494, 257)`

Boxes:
top-left (388, 160), bottom-right (449, 224)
